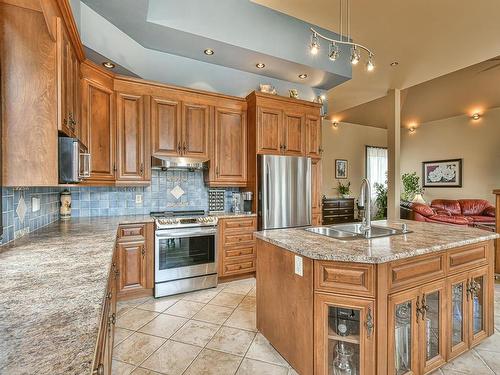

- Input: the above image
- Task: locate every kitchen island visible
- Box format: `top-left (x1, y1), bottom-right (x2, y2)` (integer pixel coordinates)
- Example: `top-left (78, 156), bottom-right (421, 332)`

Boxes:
top-left (255, 220), bottom-right (498, 375)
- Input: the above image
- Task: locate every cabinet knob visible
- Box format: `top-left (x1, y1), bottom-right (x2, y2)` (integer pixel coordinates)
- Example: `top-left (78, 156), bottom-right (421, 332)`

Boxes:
top-left (365, 307), bottom-right (374, 337)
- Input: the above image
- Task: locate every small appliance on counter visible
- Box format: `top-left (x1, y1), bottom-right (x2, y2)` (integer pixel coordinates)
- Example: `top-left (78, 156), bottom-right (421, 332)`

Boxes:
top-left (58, 137), bottom-right (90, 184)
top-left (241, 191), bottom-right (253, 214)
top-left (60, 189), bottom-right (72, 220)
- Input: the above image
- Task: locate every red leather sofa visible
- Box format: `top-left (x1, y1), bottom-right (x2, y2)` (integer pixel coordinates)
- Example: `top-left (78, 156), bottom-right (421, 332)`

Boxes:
top-left (412, 199), bottom-right (495, 226)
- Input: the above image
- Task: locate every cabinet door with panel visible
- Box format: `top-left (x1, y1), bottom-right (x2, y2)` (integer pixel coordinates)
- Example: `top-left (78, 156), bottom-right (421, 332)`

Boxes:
top-left (81, 77), bottom-right (115, 183)
top-left (306, 114), bottom-right (322, 158)
top-left (151, 96), bottom-right (181, 157)
top-left (116, 93), bottom-right (148, 183)
top-left (212, 107), bottom-right (247, 185)
top-left (314, 293), bottom-right (375, 375)
top-left (116, 241), bottom-right (147, 297)
top-left (312, 159), bottom-right (322, 215)
top-left (181, 102), bottom-right (210, 159)
top-left (257, 107), bottom-right (282, 154)
top-left (282, 112), bottom-right (304, 155)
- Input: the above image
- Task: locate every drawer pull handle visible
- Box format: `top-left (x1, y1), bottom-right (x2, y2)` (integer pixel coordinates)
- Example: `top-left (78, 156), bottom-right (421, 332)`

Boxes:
top-left (107, 292), bottom-right (112, 300)
top-left (94, 363), bottom-right (104, 375)
top-left (365, 308), bottom-right (374, 337)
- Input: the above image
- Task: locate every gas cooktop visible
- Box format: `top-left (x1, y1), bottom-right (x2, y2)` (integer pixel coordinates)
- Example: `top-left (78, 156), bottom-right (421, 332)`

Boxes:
top-left (151, 210), bottom-right (218, 229)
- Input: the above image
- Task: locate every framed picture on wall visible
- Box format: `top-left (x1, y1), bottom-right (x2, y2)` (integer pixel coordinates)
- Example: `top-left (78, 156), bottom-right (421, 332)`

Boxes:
top-left (422, 159), bottom-right (462, 187)
top-left (335, 159), bottom-right (348, 179)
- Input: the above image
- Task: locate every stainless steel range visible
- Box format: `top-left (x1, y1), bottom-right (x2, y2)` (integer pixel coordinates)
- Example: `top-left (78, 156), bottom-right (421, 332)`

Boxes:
top-left (152, 210), bottom-right (218, 298)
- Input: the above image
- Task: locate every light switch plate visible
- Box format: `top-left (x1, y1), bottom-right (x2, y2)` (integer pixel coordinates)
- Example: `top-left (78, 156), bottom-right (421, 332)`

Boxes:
top-left (135, 194), bottom-right (142, 204)
top-left (32, 197), bottom-right (41, 212)
top-left (294, 255), bottom-right (303, 276)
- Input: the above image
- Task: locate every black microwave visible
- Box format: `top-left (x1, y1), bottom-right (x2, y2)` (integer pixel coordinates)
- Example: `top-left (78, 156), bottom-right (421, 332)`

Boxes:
top-left (58, 137), bottom-right (90, 184)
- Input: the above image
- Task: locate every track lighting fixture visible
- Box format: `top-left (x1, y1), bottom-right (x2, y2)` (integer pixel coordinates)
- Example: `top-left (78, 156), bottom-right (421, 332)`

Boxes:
top-left (309, 0), bottom-right (375, 73)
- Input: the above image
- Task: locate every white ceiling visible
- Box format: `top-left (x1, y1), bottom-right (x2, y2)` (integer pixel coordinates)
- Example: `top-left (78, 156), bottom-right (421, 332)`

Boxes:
top-left (253, 0), bottom-right (500, 114)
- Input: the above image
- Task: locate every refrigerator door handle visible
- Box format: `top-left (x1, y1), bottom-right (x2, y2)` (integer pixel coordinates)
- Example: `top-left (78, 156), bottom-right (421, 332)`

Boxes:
top-left (266, 163), bottom-right (271, 224)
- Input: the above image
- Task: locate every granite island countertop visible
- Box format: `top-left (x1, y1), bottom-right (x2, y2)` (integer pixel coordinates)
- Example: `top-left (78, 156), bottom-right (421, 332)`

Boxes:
top-left (0, 215), bottom-right (153, 375)
top-left (255, 220), bottom-right (499, 264)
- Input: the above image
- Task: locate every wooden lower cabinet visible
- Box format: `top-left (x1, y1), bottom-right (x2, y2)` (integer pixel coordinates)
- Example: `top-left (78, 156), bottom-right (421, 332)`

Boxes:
top-left (116, 223), bottom-right (154, 299)
top-left (218, 217), bottom-right (257, 279)
top-left (314, 293), bottom-right (376, 375)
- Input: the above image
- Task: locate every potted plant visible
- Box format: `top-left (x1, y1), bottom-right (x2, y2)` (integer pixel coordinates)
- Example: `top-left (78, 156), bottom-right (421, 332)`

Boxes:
top-left (336, 180), bottom-right (351, 199)
top-left (374, 181), bottom-right (388, 219)
top-left (401, 172), bottom-right (423, 202)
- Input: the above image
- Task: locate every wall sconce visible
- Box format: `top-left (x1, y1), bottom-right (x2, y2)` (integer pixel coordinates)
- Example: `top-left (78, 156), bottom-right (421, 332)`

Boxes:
top-left (471, 113), bottom-right (481, 121)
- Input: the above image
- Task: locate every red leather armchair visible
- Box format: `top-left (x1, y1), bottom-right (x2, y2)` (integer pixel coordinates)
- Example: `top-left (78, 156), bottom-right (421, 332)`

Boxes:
top-left (412, 199), bottom-right (495, 226)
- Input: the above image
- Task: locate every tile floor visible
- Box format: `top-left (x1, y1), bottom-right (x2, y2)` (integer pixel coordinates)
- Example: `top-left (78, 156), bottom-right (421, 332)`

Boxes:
top-left (112, 278), bottom-right (500, 375)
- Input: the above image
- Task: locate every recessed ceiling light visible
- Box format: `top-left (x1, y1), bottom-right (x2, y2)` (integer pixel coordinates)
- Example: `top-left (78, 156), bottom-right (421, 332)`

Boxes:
top-left (298, 74), bottom-right (308, 79)
top-left (204, 49), bottom-right (214, 55)
top-left (102, 62), bottom-right (115, 69)
top-left (390, 61), bottom-right (399, 67)
top-left (471, 113), bottom-right (481, 120)
top-left (256, 63), bottom-right (265, 69)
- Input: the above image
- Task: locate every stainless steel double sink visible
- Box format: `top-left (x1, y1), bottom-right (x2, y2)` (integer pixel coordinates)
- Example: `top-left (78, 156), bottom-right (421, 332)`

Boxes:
top-left (305, 223), bottom-right (411, 240)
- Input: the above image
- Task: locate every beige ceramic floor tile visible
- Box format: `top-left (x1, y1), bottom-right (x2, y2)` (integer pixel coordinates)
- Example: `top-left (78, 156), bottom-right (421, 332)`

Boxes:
top-left (476, 350), bottom-right (500, 373)
top-left (476, 332), bottom-right (500, 353)
top-left (206, 326), bottom-right (256, 356)
top-left (112, 332), bottom-right (165, 366)
top-left (111, 360), bottom-right (136, 375)
top-left (141, 340), bottom-right (202, 375)
top-left (238, 296), bottom-right (256, 312)
top-left (223, 283), bottom-right (253, 295)
top-left (116, 309), bottom-right (159, 331)
top-left (287, 368), bottom-right (300, 375)
top-left (246, 333), bottom-right (289, 366)
top-left (116, 305), bottom-right (134, 318)
top-left (441, 350), bottom-right (494, 374)
top-left (138, 314), bottom-right (188, 339)
top-left (193, 304), bottom-right (235, 324)
top-left (182, 288), bottom-right (221, 303)
top-left (209, 292), bottom-right (245, 308)
top-left (170, 319), bottom-right (220, 347)
top-left (137, 296), bottom-right (180, 313)
top-left (184, 348), bottom-right (242, 375)
top-left (236, 358), bottom-right (288, 375)
top-left (114, 328), bottom-right (135, 347)
top-left (247, 287), bottom-right (256, 297)
top-left (224, 308), bottom-right (257, 331)
top-left (130, 368), bottom-right (163, 375)
top-left (164, 300), bottom-right (205, 318)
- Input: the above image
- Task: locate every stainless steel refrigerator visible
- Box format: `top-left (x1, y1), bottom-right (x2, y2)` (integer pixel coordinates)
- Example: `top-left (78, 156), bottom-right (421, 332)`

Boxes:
top-left (258, 155), bottom-right (311, 230)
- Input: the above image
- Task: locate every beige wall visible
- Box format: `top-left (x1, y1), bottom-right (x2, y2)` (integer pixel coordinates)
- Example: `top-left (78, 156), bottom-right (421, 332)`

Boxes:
top-left (401, 107), bottom-right (500, 204)
top-left (321, 121), bottom-right (387, 199)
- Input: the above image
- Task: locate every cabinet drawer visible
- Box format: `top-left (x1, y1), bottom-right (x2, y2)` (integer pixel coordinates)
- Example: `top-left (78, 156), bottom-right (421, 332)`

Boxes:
top-left (222, 217), bottom-right (256, 232)
top-left (225, 245), bottom-right (255, 259)
top-left (389, 253), bottom-right (445, 291)
top-left (223, 258), bottom-right (256, 275)
top-left (447, 243), bottom-right (489, 274)
top-left (339, 200), bottom-right (354, 208)
top-left (314, 261), bottom-right (375, 298)
top-left (224, 232), bottom-right (255, 246)
top-left (117, 224), bottom-right (146, 240)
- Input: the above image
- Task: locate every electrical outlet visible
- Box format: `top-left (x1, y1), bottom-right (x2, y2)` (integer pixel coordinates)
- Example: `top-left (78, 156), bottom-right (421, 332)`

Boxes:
top-left (294, 255), bottom-right (303, 276)
top-left (32, 197), bottom-right (40, 212)
top-left (135, 194), bottom-right (143, 204)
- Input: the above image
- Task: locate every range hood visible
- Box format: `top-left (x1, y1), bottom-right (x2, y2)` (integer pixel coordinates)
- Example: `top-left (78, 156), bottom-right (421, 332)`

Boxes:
top-left (151, 156), bottom-right (208, 171)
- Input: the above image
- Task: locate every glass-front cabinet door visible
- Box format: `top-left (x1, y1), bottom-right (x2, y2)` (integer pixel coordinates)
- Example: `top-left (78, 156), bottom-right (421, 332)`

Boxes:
top-left (419, 280), bottom-right (446, 373)
top-left (468, 266), bottom-right (489, 347)
top-left (388, 290), bottom-right (419, 375)
top-left (447, 273), bottom-right (469, 360)
top-left (314, 293), bottom-right (375, 375)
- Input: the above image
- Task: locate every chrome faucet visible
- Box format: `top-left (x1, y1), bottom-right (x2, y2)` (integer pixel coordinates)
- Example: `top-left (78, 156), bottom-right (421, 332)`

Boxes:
top-left (359, 178), bottom-right (372, 233)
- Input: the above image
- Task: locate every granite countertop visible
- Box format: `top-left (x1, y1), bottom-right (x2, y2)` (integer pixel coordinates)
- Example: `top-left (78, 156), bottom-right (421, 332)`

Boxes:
top-left (0, 215), bottom-right (152, 375)
top-left (255, 220), bottom-right (499, 264)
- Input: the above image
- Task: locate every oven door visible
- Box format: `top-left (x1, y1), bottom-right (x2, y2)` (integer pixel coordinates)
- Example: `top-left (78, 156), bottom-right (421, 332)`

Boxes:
top-left (155, 226), bottom-right (217, 282)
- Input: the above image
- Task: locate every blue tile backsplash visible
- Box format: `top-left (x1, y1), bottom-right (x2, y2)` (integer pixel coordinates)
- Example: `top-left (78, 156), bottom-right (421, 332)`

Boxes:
top-left (1, 170), bottom-right (237, 245)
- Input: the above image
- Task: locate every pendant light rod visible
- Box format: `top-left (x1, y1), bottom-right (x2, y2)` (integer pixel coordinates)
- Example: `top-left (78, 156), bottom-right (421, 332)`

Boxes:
top-left (309, 27), bottom-right (375, 57)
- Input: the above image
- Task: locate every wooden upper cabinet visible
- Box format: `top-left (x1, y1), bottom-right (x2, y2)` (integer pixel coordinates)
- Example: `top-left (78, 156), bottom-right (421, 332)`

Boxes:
top-left (151, 96), bottom-right (181, 157)
top-left (116, 92), bottom-right (149, 183)
top-left (282, 112), bottom-right (305, 155)
top-left (211, 107), bottom-right (247, 186)
top-left (57, 17), bottom-right (80, 139)
top-left (182, 102), bottom-right (210, 159)
top-left (257, 107), bottom-right (282, 155)
top-left (306, 115), bottom-right (322, 158)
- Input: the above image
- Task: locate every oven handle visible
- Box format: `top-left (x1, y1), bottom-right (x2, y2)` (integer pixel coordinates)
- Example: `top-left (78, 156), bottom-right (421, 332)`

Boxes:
top-left (155, 229), bottom-right (217, 239)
